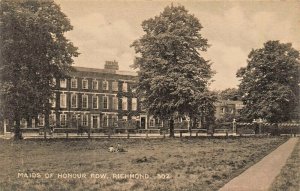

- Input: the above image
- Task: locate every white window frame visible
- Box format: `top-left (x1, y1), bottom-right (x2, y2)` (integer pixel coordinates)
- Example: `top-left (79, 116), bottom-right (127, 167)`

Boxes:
top-left (82, 79), bottom-right (88, 89)
top-left (149, 117), bottom-right (155, 127)
top-left (132, 98), bottom-right (137, 111)
top-left (103, 115), bottom-right (108, 127)
top-left (60, 93), bottom-right (67, 108)
top-left (60, 79), bottom-right (67, 88)
top-left (157, 119), bottom-right (163, 127)
top-left (82, 95), bottom-right (88, 108)
top-left (102, 80), bottom-right (108, 91)
top-left (71, 94), bottom-right (78, 108)
top-left (92, 80), bottom-right (98, 90)
top-left (92, 95), bottom-right (98, 109)
top-left (122, 97), bottom-right (128, 111)
top-left (122, 82), bottom-right (128, 92)
top-left (38, 115), bottom-right (45, 126)
top-left (112, 96), bottom-right (118, 110)
top-left (20, 118), bottom-right (27, 128)
top-left (60, 114), bottom-right (67, 126)
top-left (82, 114), bottom-right (88, 126)
top-left (112, 81), bottom-right (118, 91)
top-left (103, 96), bottom-right (109, 109)
top-left (71, 78), bottom-right (78, 88)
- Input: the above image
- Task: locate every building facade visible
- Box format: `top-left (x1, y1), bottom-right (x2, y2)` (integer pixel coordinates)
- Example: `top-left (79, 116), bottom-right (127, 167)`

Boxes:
top-left (215, 100), bottom-right (244, 120)
top-left (49, 61), bottom-right (146, 130)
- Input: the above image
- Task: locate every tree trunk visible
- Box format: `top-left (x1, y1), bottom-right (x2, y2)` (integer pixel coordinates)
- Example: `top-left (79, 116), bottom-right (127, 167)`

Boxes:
top-left (193, 117), bottom-right (197, 129)
top-left (169, 118), bottom-right (175, 138)
top-left (14, 114), bottom-right (22, 140)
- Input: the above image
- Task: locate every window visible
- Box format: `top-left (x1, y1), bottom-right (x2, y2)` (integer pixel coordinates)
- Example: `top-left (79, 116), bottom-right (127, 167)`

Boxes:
top-left (132, 98), bottom-right (137, 111)
top-left (122, 82), bottom-right (127, 92)
top-left (20, 118), bottom-right (27, 128)
top-left (50, 114), bottom-right (56, 126)
top-left (60, 114), bottom-right (66, 126)
top-left (112, 97), bottom-right (118, 110)
top-left (60, 94), bottom-right (67, 108)
top-left (82, 95), bottom-right (88, 108)
top-left (92, 95), bottom-right (98, 109)
top-left (38, 115), bottom-right (45, 126)
top-left (71, 78), bottom-right (77, 88)
top-left (112, 81), bottom-right (118, 91)
top-left (92, 80), bottom-right (98, 90)
top-left (71, 94), bottom-right (77, 108)
top-left (103, 115), bottom-right (108, 127)
top-left (157, 119), bottom-right (163, 127)
top-left (102, 81), bottom-right (108, 90)
top-left (122, 116), bottom-right (128, 121)
top-left (103, 96), bottom-right (108, 109)
top-left (60, 79), bottom-right (67, 88)
top-left (82, 79), bottom-right (88, 89)
top-left (50, 93), bottom-right (56, 108)
top-left (122, 97), bottom-right (128, 110)
top-left (82, 115), bottom-right (88, 126)
top-left (112, 115), bottom-right (118, 127)
top-left (149, 118), bottom-right (155, 127)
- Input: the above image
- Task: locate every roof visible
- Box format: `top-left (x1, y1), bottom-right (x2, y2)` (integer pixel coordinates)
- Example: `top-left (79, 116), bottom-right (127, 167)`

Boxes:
top-left (73, 66), bottom-right (138, 76)
top-left (215, 100), bottom-right (244, 106)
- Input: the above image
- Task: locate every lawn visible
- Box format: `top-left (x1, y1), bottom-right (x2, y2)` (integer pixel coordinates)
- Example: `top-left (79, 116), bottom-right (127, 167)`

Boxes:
top-left (270, 138), bottom-right (300, 191)
top-left (0, 137), bottom-right (288, 191)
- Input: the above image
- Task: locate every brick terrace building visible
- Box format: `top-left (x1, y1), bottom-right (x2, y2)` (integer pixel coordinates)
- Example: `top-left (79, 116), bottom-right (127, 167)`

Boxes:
top-left (49, 61), bottom-right (145, 130)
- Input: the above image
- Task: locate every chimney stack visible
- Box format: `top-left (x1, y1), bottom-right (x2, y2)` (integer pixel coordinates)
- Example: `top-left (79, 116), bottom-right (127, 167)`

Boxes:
top-left (104, 60), bottom-right (119, 70)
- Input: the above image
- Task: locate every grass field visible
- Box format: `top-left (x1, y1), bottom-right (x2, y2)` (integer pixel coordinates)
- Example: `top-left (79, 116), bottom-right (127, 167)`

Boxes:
top-left (270, 138), bottom-right (300, 191)
top-left (0, 137), bottom-right (288, 191)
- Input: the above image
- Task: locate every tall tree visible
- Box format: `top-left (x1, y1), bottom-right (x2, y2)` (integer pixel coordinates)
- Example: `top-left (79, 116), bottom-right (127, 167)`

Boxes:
top-left (0, 0), bottom-right (79, 139)
top-left (237, 41), bottom-right (300, 122)
top-left (218, 88), bottom-right (241, 101)
top-left (131, 5), bottom-right (214, 137)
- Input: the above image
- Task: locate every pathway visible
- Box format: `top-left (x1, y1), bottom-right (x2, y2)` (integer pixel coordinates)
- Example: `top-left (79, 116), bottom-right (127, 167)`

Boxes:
top-left (219, 137), bottom-right (298, 191)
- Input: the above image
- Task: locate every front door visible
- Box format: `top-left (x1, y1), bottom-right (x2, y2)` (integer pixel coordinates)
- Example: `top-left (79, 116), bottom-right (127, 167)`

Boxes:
top-left (92, 115), bottom-right (99, 128)
top-left (140, 116), bottom-right (146, 129)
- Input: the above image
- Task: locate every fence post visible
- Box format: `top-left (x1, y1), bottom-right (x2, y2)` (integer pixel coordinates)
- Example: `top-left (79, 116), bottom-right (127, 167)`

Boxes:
top-left (127, 130), bottom-right (130, 139)
top-left (258, 118), bottom-right (263, 134)
top-left (146, 131), bottom-right (148, 138)
top-left (232, 119), bottom-right (237, 135)
top-left (66, 132), bottom-right (68, 139)
top-left (163, 131), bottom-right (166, 139)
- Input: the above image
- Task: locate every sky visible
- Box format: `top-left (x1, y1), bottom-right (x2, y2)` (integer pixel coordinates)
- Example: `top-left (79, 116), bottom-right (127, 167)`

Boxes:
top-left (55, 0), bottom-right (300, 90)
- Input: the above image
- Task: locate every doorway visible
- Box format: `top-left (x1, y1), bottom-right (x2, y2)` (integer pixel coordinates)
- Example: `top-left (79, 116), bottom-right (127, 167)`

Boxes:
top-left (91, 115), bottom-right (100, 128)
top-left (140, 115), bottom-right (147, 129)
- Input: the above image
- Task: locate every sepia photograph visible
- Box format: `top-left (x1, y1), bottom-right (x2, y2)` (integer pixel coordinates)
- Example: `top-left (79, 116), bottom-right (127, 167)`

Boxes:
top-left (0, 0), bottom-right (299, 190)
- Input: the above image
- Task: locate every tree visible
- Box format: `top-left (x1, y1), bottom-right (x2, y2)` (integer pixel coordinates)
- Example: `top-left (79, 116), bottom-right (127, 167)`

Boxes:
top-left (237, 40), bottom-right (300, 123)
top-left (131, 5), bottom-right (214, 137)
top-left (0, 0), bottom-right (79, 139)
top-left (218, 88), bottom-right (241, 101)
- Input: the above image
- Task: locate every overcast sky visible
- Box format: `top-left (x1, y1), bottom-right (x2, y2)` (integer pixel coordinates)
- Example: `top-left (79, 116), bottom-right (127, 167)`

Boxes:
top-left (55, 0), bottom-right (300, 90)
